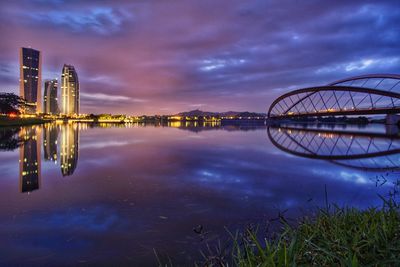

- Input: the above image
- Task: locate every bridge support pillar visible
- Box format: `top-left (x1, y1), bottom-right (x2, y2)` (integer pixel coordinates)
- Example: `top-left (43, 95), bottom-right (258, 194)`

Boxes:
top-left (386, 114), bottom-right (400, 125)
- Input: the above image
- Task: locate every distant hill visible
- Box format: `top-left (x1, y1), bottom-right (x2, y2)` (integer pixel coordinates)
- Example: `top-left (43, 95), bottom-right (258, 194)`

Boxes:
top-left (176, 109), bottom-right (266, 117)
top-left (176, 109), bottom-right (216, 117)
top-left (233, 111), bottom-right (266, 118)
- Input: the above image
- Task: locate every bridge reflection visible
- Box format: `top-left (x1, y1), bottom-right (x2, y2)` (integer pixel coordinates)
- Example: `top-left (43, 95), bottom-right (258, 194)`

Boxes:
top-left (268, 125), bottom-right (400, 171)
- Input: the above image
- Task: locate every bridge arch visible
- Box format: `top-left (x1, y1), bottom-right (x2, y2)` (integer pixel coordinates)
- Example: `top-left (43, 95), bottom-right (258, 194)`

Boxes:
top-left (329, 74), bottom-right (400, 88)
top-left (268, 74), bottom-right (400, 119)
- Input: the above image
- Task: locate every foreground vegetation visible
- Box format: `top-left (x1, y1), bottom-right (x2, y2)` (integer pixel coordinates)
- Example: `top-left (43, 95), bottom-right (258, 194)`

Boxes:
top-left (194, 196), bottom-right (400, 267)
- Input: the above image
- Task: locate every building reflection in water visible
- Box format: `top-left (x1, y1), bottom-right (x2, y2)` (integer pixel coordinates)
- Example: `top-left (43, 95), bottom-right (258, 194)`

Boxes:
top-left (16, 123), bottom-right (81, 193)
top-left (19, 126), bottom-right (41, 193)
top-left (60, 123), bottom-right (79, 176)
top-left (43, 124), bottom-right (59, 162)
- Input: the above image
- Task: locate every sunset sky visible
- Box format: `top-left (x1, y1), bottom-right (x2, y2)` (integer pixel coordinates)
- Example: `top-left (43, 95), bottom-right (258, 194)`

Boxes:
top-left (0, 0), bottom-right (399, 115)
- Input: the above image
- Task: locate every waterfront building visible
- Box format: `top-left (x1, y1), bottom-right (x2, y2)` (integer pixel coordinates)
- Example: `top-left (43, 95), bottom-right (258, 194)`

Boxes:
top-left (19, 126), bottom-right (41, 193)
top-left (19, 47), bottom-right (42, 113)
top-left (60, 123), bottom-right (79, 176)
top-left (61, 64), bottom-right (79, 115)
top-left (44, 79), bottom-right (59, 114)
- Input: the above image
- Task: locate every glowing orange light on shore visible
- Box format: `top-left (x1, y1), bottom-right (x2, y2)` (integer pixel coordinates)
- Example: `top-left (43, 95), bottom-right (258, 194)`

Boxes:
top-left (8, 113), bottom-right (17, 118)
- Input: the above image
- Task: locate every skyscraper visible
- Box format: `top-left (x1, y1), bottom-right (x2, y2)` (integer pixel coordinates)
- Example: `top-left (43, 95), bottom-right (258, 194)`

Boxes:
top-left (19, 47), bottom-right (42, 113)
top-left (61, 64), bottom-right (79, 116)
top-left (44, 79), bottom-right (59, 114)
top-left (19, 126), bottom-right (41, 193)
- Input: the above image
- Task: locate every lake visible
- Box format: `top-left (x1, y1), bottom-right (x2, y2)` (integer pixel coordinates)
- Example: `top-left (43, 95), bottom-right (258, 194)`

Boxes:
top-left (0, 122), bottom-right (397, 266)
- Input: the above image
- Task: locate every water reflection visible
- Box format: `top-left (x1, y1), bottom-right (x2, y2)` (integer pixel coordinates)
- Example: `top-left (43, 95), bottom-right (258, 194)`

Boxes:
top-left (19, 126), bottom-right (41, 193)
top-left (43, 124), bottom-right (58, 162)
top-left (268, 125), bottom-right (400, 171)
top-left (0, 127), bottom-right (22, 151)
top-left (6, 123), bottom-right (81, 193)
top-left (60, 123), bottom-right (79, 176)
top-left (4, 122), bottom-right (398, 194)
top-left (1, 122), bottom-right (399, 266)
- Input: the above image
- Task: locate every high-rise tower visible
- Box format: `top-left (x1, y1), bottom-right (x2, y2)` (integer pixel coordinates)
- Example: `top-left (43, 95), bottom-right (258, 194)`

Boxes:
top-left (19, 47), bottom-right (42, 113)
top-left (44, 79), bottom-right (58, 114)
top-left (61, 64), bottom-right (79, 115)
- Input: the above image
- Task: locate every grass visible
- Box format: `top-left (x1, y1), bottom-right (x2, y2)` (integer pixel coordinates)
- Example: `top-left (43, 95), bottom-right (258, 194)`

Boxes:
top-left (155, 196), bottom-right (400, 267)
top-left (196, 196), bottom-right (400, 267)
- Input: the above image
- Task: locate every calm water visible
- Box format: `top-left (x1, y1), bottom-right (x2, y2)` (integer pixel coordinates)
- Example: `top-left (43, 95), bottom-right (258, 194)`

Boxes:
top-left (0, 122), bottom-right (398, 266)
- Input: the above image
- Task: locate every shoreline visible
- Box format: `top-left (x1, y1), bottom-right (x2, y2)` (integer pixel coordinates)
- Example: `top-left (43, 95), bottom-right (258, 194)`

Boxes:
top-left (0, 115), bottom-right (391, 128)
top-left (190, 196), bottom-right (400, 266)
top-left (0, 117), bottom-right (49, 127)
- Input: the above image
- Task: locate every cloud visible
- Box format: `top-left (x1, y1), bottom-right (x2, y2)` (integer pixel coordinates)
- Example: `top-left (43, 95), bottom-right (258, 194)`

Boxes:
top-left (32, 8), bottom-right (129, 34)
top-left (199, 58), bottom-right (247, 72)
top-left (80, 139), bottom-right (144, 149)
top-left (189, 103), bottom-right (206, 108)
top-left (316, 57), bottom-right (400, 74)
top-left (25, 6), bottom-right (133, 35)
top-left (80, 92), bottom-right (146, 103)
top-left (0, 0), bottom-right (399, 114)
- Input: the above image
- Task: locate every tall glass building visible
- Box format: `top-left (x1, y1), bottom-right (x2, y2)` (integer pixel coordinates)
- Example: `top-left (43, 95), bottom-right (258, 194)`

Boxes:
top-left (19, 47), bottom-right (42, 113)
top-left (61, 64), bottom-right (79, 115)
top-left (44, 79), bottom-right (59, 114)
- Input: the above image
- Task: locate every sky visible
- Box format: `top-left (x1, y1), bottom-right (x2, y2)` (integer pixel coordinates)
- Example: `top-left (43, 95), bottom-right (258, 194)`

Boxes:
top-left (0, 0), bottom-right (399, 115)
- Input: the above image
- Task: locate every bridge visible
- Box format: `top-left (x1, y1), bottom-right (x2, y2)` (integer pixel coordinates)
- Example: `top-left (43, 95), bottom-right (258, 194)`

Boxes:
top-left (267, 74), bottom-right (400, 119)
top-left (267, 125), bottom-right (400, 171)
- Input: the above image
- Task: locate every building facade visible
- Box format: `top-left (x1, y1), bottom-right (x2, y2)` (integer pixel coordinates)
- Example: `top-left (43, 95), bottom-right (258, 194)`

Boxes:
top-left (19, 47), bottom-right (42, 113)
top-left (61, 64), bottom-right (79, 116)
top-left (44, 79), bottom-right (58, 114)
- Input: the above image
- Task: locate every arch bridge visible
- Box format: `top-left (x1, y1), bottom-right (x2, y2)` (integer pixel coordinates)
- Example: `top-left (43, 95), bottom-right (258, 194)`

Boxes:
top-left (268, 74), bottom-right (400, 119)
